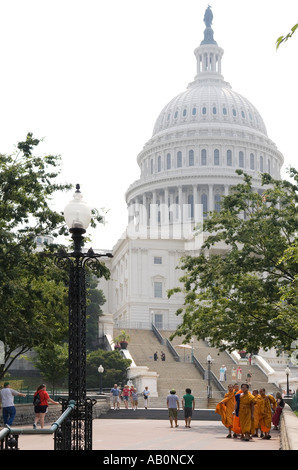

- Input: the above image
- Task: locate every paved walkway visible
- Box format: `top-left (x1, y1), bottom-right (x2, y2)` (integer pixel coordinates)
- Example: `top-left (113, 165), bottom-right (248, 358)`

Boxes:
top-left (14, 416), bottom-right (280, 451)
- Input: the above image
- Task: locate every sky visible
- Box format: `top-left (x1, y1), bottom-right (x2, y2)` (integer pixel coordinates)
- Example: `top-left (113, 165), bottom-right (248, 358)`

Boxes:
top-left (0, 0), bottom-right (297, 250)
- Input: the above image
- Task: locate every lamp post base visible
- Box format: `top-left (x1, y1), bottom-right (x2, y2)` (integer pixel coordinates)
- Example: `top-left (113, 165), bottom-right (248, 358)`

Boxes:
top-left (54, 398), bottom-right (96, 450)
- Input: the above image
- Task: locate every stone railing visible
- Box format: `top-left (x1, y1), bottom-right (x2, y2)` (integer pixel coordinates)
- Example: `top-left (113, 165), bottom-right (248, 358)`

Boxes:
top-left (280, 404), bottom-right (298, 450)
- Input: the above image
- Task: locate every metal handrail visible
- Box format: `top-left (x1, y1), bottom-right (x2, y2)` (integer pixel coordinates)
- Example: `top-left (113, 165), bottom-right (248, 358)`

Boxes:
top-left (151, 323), bottom-right (164, 344)
top-left (165, 338), bottom-right (180, 362)
top-left (0, 400), bottom-right (76, 446)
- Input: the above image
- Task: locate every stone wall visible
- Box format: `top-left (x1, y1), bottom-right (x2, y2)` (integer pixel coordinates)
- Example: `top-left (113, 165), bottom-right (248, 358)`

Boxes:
top-left (280, 404), bottom-right (298, 450)
top-left (0, 397), bottom-right (110, 427)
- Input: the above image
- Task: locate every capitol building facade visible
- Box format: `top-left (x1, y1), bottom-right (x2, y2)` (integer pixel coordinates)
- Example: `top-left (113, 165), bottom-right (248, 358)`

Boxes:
top-left (99, 7), bottom-right (284, 333)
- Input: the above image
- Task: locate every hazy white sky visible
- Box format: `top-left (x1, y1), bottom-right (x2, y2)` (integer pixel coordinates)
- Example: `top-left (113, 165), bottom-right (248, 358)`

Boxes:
top-left (1, 0), bottom-right (297, 249)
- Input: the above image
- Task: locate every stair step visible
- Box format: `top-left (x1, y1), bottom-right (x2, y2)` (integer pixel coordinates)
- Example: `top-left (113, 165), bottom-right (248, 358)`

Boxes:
top-left (102, 408), bottom-right (221, 420)
top-left (112, 328), bottom-right (280, 400)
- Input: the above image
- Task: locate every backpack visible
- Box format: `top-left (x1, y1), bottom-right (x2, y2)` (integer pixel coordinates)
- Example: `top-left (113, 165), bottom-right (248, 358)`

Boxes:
top-left (33, 393), bottom-right (41, 406)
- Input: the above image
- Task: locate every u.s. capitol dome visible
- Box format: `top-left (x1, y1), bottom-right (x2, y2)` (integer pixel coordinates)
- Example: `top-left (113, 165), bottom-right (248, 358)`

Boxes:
top-left (126, 6), bottom-right (284, 215)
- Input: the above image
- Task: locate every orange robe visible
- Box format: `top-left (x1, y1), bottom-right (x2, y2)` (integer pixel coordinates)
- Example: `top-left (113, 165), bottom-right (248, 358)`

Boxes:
top-left (231, 390), bottom-right (242, 435)
top-left (260, 395), bottom-right (277, 433)
top-left (215, 391), bottom-right (235, 429)
top-left (253, 394), bottom-right (263, 431)
top-left (238, 393), bottom-right (255, 434)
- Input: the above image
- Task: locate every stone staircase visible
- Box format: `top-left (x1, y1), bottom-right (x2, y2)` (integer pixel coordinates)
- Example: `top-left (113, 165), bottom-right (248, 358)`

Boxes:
top-left (113, 328), bottom-right (280, 408)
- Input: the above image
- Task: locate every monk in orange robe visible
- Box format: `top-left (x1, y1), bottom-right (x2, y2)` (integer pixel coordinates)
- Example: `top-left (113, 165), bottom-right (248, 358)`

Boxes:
top-left (259, 388), bottom-right (277, 439)
top-left (252, 389), bottom-right (263, 437)
top-left (215, 384), bottom-right (235, 438)
top-left (235, 383), bottom-right (255, 441)
top-left (231, 383), bottom-right (242, 437)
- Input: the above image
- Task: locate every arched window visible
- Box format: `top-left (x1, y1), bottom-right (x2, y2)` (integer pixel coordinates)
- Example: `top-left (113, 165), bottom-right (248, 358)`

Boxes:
top-left (192, 107), bottom-right (197, 116)
top-left (166, 153), bottom-right (171, 170)
top-left (250, 153), bottom-right (255, 170)
top-left (212, 107), bottom-right (217, 115)
top-left (177, 151), bottom-right (182, 168)
top-left (214, 149), bottom-right (219, 165)
top-left (158, 155), bottom-right (161, 172)
top-left (267, 158), bottom-right (271, 174)
top-left (183, 109), bottom-right (187, 117)
top-left (239, 151), bottom-right (244, 168)
top-left (215, 193), bottom-right (221, 212)
top-left (151, 159), bottom-right (154, 174)
top-left (201, 149), bottom-right (207, 165)
top-left (201, 193), bottom-right (208, 217)
top-left (227, 150), bottom-right (232, 166)
top-left (260, 156), bottom-right (263, 172)
top-left (223, 107), bottom-right (227, 115)
top-left (232, 108), bottom-right (237, 117)
top-left (202, 107), bottom-right (207, 115)
top-left (189, 149), bottom-right (194, 166)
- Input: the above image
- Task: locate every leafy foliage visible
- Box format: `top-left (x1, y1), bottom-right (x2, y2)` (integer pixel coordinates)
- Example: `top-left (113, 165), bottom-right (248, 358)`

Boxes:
top-left (168, 169), bottom-right (298, 354)
top-left (86, 350), bottom-right (131, 389)
top-left (0, 133), bottom-right (107, 379)
top-left (276, 23), bottom-right (298, 49)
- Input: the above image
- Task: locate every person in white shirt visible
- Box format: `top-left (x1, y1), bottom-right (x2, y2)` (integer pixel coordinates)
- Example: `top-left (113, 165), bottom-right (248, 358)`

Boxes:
top-left (0, 382), bottom-right (26, 426)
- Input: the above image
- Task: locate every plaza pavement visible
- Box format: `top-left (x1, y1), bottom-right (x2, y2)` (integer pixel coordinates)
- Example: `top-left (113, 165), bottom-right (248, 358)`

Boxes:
top-left (11, 410), bottom-right (280, 451)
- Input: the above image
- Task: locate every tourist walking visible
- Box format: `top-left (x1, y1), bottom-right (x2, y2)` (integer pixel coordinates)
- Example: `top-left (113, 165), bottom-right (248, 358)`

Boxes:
top-left (236, 366), bottom-right (242, 380)
top-left (0, 382), bottom-right (26, 426)
top-left (143, 386), bottom-right (150, 409)
top-left (219, 365), bottom-right (226, 382)
top-left (166, 389), bottom-right (180, 428)
top-left (33, 384), bottom-right (59, 429)
top-left (121, 384), bottom-right (130, 409)
top-left (131, 388), bottom-right (139, 411)
top-left (110, 384), bottom-right (121, 410)
top-left (272, 392), bottom-right (284, 430)
top-left (182, 388), bottom-right (195, 428)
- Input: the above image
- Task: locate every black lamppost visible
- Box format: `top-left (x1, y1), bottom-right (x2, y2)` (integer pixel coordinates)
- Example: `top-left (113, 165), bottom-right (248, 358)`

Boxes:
top-left (98, 365), bottom-right (104, 395)
top-left (54, 184), bottom-right (112, 450)
top-left (206, 354), bottom-right (213, 399)
top-left (285, 365), bottom-right (290, 398)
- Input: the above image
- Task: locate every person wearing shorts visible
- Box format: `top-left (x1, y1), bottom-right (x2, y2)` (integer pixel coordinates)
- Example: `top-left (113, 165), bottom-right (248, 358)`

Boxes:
top-left (182, 388), bottom-right (195, 428)
top-left (131, 388), bottom-right (139, 411)
top-left (121, 385), bottom-right (130, 409)
top-left (166, 389), bottom-right (180, 428)
top-left (33, 384), bottom-right (59, 429)
top-left (110, 384), bottom-right (121, 410)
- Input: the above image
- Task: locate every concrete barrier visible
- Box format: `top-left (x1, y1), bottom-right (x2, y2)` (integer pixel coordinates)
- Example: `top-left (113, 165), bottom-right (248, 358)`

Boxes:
top-left (280, 404), bottom-right (298, 450)
top-left (0, 397), bottom-right (110, 427)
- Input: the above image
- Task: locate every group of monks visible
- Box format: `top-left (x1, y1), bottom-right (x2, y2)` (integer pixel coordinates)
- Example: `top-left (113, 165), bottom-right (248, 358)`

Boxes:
top-left (215, 383), bottom-right (277, 441)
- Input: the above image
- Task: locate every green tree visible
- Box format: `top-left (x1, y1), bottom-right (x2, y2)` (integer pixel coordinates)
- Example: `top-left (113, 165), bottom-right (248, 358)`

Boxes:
top-left (168, 169), bottom-right (298, 354)
top-left (32, 343), bottom-right (68, 394)
top-left (86, 350), bottom-right (131, 389)
top-left (0, 133), bottom-right (107, 379)
top-left (86, 274), bottom-right (106, 351)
